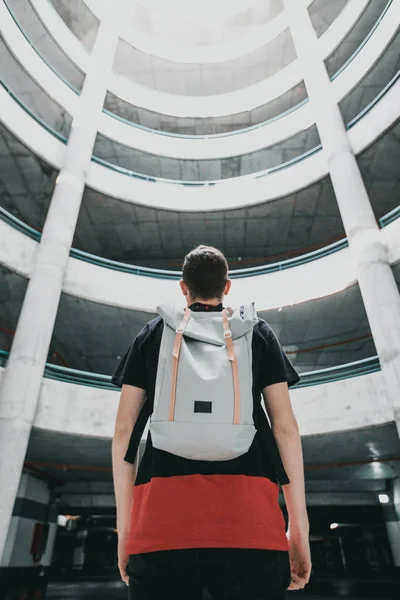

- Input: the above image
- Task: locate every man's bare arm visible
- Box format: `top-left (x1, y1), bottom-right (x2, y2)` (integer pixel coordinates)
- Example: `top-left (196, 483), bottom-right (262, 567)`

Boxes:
top-left (112, 384), bottom-right (146, 584)
top-left (262, 382), bottom-right (311, 590)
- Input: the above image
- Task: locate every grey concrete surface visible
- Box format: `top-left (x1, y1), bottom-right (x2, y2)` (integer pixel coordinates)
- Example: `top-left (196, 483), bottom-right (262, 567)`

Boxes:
top-left (44, 578), bottom-right (400, 600)
top-left (113, 28), bottom-right (295, 95)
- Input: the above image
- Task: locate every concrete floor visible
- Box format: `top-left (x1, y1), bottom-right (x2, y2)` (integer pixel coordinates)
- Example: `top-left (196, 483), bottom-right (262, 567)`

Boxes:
top-left (46, 578), bottom-right (400, 599)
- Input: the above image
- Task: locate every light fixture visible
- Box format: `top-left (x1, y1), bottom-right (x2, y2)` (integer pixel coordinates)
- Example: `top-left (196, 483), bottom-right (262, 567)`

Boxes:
top-left (330, 523), bottom-right (339, 530)
top-left (378, 494), bottom-right (390, 504)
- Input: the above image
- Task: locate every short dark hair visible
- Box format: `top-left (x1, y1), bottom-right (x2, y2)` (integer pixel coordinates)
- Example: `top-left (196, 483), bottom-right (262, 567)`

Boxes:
top-left (182, 245), bottom-right (228, 300)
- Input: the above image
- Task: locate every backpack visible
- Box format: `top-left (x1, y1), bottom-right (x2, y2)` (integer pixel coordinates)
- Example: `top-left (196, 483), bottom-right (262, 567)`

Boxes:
top-left (149, 302), bottom-right (258, 461)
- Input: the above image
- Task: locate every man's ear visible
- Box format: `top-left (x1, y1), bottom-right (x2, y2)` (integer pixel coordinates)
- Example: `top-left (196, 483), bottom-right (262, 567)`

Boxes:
top-left (180, 280), bottom-right (188, 297)
top-left (224, 279), bottom-right (232, 296)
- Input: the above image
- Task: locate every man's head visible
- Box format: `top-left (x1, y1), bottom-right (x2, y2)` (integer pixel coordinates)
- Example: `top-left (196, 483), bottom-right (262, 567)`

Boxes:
top-left (180, 245), bottom-right (231, 305)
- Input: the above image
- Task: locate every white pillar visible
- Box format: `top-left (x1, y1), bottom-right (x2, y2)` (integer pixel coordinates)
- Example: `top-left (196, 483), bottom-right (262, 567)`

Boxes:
top-left (283, 0), bottom-right (400, 432)
top-left (0, 2), bottom-right (130, 561)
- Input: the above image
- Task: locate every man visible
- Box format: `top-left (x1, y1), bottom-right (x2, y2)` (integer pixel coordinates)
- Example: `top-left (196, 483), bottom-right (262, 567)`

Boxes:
top-left (112, 245), bottom-right (311, 599)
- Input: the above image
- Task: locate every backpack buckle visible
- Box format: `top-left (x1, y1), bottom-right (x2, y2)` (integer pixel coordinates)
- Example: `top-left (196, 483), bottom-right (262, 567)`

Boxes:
top-left (224, 331), bottom-right (232, 338)
top-left (176, 326), bottom-right (185, 334)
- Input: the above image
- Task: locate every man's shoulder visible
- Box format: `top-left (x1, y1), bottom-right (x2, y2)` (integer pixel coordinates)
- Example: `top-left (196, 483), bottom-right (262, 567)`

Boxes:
top-left (137, 316), bottom-right (163, 346)
top-left (253, 317), bottom-right (274, 341)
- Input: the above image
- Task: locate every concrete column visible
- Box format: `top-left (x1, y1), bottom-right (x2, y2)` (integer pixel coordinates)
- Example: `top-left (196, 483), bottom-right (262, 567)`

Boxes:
top-left (0, 473), bottom-right (57, 568)
top-left (0, 2), bottom-right (131, 561)
top-left (283, 0), bottom-right (400, 432)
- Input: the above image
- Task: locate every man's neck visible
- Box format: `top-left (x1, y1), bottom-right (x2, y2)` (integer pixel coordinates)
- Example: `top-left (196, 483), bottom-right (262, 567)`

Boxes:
top-left (188, 299), bottom-right (222, 306)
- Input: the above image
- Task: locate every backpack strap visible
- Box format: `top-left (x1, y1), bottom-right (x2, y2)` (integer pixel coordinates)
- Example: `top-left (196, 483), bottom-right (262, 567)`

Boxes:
top-left (124, 400), bottom-right (149, 464)
top-left (169, 308), bottom-right (192, 421)
top-left (222, 309), bottom-right (241, 425)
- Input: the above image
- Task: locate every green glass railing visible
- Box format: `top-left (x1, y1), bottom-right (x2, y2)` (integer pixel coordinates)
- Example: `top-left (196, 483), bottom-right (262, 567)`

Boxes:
top-left (379, 205), bottom-right (400, 228)
top-left (2, 202), bottom-right (399, 278)
top-left (292, 356), bottom-right (381, 389)
top-left (0, 350), bottom-right (8, 368)
top-left (0, 204), bottom-right (351, 277)
top-left (0, 351), bottom-right (381, 389)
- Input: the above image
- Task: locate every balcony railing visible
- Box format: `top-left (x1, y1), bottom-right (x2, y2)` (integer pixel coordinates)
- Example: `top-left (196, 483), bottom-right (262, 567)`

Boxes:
top-left (0, 351), bottom-right (381, 389)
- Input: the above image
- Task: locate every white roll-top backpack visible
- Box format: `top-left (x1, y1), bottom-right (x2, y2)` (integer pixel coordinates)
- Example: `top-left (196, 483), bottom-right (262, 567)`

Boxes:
top-left (150, 302), bottom-right (259, 461)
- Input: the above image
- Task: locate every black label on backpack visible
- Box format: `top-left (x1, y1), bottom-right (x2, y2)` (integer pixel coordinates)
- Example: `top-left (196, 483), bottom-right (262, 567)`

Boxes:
top-left (194, 401), bottom-right (212, 414)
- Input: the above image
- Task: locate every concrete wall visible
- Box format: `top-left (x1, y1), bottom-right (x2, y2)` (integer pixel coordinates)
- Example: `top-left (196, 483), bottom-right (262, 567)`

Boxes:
top-left (17, 368), bottom-right (391, 439)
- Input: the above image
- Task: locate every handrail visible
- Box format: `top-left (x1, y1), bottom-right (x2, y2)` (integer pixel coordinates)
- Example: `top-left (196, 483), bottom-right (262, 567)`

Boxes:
top-left (291, 356), bottom-right (381, 388)
top-left (379, 205), bottom-right (400, 228)
top-left (0, 351), bottom-right (382, 389)
top-left (2, 202), bottom-right (399, 277)
top-left (0, 204), bottom-right (350, 277)
top-left (4, 0), bottom-right (81, 94)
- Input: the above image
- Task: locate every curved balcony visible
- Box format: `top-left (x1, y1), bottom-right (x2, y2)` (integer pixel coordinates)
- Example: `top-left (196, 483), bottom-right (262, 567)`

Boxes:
top-left (2, 64), bottom-right (398, 211)
top-left (33, 0), bottom-right (375, 119)
top-left (3, 0), bottom-right (398, 170)
top-left (1, 202), bottom-right (399, 314)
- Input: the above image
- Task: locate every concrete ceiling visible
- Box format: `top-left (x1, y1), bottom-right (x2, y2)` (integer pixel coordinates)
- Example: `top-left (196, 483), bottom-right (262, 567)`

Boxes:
top-left (113, 28), bottom-right (295, 95)
top-left (24, 421), bottom-right (400, 485)
top-left (130, 0), bottom-right (285, 44)
top-left (0, 267), bottom-right (27, 352)
top-left (93, 125), bottom-right (320, 180)
top-left (0, 123), bottom-right (56, 231)
top-left (5, 0), bottom-right (85, 92)
top-left (74, 177), bottom-right (344, 269)
top-left (357, 118), bottom-right (400, 220)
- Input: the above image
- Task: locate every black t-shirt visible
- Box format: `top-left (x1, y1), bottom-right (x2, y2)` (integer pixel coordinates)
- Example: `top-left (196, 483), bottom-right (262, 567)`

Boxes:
top-left (111, 304), bottom-right (300, 555)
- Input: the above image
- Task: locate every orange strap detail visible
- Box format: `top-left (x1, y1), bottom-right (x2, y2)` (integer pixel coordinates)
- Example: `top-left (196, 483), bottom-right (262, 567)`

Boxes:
top-left (222, 309), bottom-right (241, 425)
top-left (169, 308), bottom-right (191, 422)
